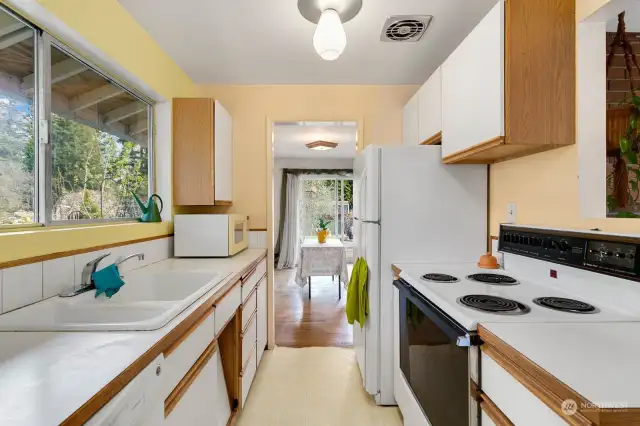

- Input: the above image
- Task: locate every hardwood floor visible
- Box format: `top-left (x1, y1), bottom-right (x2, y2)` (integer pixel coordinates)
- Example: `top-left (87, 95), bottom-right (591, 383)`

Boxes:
top-left (275, 266), bottom-right (353, 348)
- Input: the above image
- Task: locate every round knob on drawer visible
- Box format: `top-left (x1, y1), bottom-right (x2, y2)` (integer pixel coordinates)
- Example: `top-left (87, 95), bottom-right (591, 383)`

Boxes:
top-left (156, 365), bottom-right (162, 376)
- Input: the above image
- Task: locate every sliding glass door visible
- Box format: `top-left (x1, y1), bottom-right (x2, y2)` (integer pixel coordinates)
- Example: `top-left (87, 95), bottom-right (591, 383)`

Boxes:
top-left (299, 177), bottom-right (353, 243)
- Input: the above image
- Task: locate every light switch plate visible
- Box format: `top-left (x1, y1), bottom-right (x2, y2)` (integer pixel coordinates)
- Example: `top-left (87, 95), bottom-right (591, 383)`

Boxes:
top-left (506, 203), bottom-right (517, 223)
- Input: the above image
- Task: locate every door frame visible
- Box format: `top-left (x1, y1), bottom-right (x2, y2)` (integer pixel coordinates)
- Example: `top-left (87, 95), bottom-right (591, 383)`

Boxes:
top-left (265, 117), bottom-right (364, 349)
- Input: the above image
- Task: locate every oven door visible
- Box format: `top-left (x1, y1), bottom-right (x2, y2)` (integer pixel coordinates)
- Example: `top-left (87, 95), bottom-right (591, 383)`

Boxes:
top-left (393, 279), bottom-right (480, 426)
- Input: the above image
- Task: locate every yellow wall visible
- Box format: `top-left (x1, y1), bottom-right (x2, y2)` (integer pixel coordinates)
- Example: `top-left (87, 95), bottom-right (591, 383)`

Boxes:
top-left (191, 85), bottom-right (418, 229)
top-left (0, 0), bottom-right (198, 264)
top-left (489, 0), bottom-right (640, 236)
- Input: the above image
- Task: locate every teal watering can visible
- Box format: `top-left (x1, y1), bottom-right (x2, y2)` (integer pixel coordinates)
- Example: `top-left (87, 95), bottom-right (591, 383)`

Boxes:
top-left (132, 193), bottom-right (163, 223)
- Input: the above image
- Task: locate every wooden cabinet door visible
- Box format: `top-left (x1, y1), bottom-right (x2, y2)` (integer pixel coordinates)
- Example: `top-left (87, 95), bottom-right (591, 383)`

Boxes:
top-left (173, 98), bottom-right (215, 205)
top-left (402, 92), bottom-right (419, 146)
top-left (441, 0), bottom-right (504, 158)
top-left (214, 100), bottom-right (233, 204)
top-left (417, 67), bottom-right (442, 145)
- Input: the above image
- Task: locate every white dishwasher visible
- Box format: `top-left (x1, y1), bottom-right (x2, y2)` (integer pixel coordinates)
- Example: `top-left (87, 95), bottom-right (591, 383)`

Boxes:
top-left (85, 354), bottom-right (165, 426)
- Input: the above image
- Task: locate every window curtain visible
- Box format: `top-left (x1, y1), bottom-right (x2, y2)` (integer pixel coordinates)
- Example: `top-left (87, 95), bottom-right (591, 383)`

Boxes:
top-left (276, 173), bottom-right (301, 269)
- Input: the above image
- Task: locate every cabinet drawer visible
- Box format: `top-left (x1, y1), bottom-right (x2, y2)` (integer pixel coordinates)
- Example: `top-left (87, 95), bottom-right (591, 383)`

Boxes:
top-left (240, 344), bottom-right (257, 408)
top-left (242, 287), bottom-right (257, 330)
top-left (241, 313), bottom-right (257, 367)
top-left (162, 309), bottom-right (215, 400)
top-left (214, 283), bottom-right (241, 336)
top-left (241, 259), bottom-right (267, 301)
top-left (257, 278), bottom-right (267, 366)
top-left (481, 351), bottom-right (566, 426)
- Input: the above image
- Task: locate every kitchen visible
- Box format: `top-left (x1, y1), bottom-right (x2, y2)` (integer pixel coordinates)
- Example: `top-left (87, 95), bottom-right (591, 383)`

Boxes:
top-left (0, 0), bottom-right (639, 425)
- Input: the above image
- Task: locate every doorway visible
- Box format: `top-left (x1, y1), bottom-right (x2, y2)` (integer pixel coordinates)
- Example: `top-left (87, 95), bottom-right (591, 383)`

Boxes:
top-left (271, 121), bottom-right (356, 347)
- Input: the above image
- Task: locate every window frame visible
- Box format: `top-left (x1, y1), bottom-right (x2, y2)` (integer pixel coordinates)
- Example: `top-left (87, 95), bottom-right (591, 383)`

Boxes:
top-left (0, 4), bottom-right (155, 228)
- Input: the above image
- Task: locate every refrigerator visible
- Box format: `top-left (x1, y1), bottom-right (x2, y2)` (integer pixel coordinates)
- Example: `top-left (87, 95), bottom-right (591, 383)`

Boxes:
top-left (352, 145), bottom-right (487, 405)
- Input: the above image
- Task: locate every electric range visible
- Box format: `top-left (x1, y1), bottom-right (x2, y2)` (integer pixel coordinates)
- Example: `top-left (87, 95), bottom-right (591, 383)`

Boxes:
top-left (392, 225), bottom-right (640, 426)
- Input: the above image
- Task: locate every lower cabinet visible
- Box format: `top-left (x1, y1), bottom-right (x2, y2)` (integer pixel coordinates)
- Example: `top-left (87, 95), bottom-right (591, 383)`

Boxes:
top-left (256, 277), bottom-right (267, 365)
top-left (165, 345), bottom-right (230, 426)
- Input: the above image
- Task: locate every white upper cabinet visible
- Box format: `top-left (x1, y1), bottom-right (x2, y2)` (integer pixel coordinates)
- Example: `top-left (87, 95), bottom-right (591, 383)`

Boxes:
top-left (439, 0), bottom-right (574, 164)
top-left (214, 100), bottom-right (233, 203)
top-left (441, 0), bottom-right (504, 159)
top-left (402, 92), bottom-right (419, 146)
top-left (417, 67), bottom-right (442, 145)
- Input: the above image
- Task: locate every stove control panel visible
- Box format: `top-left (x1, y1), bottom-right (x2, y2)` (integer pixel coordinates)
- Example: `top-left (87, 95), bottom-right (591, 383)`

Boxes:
top-left (499, 225), bottom-right (640, 281)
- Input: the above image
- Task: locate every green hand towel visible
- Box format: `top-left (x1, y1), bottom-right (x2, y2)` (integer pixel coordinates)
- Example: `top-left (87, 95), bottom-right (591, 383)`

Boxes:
top-left (346, 257), bottom-right (369, 328)
top-left (92, 264), bottom-right (125, 298)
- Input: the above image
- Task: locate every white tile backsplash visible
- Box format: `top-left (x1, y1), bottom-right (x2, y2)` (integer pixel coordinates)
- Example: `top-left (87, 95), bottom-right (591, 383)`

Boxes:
top-left (0, 236), bottom-right (173, 314)
top-left (2, 263), bottom-right (43, 313)
top-left (249, 231), bottom-right (267, 249)
top-left (43, 257), bottom-right (75, 299)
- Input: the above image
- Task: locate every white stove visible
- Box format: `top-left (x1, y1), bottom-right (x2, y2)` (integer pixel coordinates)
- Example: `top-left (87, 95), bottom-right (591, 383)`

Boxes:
top-left (397, 261), bottom-right (640, 331)
top-left (392, 225), bottom-right (640, 426)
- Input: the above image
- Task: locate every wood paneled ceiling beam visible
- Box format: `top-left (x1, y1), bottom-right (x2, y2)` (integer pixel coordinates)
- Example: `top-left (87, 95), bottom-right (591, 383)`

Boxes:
top-left (103, 101), bottom-right (145, 125)
top-left (0, 27), bottom-right (32, 50)
top-left (22, 58), bottom-right (86, 91)
top-left (69, 84), bottom-right (124, 112)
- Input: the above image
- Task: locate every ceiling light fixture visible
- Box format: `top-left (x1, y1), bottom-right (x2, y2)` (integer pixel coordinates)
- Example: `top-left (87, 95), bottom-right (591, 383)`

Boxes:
top-left (306, 140), bottom-right (339, 151)
top-left (298, 0), bottom-right (362, 61)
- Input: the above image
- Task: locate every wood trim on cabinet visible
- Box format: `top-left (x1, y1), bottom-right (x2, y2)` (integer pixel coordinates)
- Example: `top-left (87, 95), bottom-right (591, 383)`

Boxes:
top-left (392, 264), bottom-right (402, 277)
top-left (249, 228), bottom-right (267, 232)
top-left (442, 136), bottom-right (506, 164)
top-left (242, 285), bottom-right (259, 306)
top-left (242, 266), bottom-right (258, 282)
top-left (419, 131), bottom-right (442, 146)
top-left (479, 325), bottom-right (640, 425)
top-left (226, 411), bottom-right (238, 426)
top-left (164, 304), bottom-right (215, 357)
top-left (219, 310), bottom-right (240, 410)
top-left (0, 234), bottom-right (172, 269)
top-left (479, 392), bottom-right (515, 426)
top-left (164, 340), bottom-right (218, 418)
top-left (481, 345), bottom-right (593, 426)
top-left (241, 310), bottom-right (257, 336)
top-left (60, 250), bottom-right (266, 426)
top-left (215, 200), bottom-right (233, 206)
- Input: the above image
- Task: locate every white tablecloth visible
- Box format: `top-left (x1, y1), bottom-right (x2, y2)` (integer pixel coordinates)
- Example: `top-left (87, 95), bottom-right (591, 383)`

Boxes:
top-left (295, 238), bottom-right (349, 287)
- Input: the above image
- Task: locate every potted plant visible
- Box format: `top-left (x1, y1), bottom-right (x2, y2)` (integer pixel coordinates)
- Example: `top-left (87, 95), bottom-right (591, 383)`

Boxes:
top-left (317, 217), bottom-right (331, 243)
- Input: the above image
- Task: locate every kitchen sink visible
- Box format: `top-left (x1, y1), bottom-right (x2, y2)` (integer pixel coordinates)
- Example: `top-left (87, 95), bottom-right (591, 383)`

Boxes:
top-left (0, 270), bottom-right (231, 331)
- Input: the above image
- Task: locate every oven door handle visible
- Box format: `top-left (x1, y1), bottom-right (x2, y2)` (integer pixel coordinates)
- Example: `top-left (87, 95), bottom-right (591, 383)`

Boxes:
top-left (393, 278), bottom-right (481, 346)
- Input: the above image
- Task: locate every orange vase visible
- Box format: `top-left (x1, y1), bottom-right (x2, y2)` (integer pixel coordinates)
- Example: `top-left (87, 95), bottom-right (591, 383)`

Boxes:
top-left (317, 229), bottom-right (328, 243)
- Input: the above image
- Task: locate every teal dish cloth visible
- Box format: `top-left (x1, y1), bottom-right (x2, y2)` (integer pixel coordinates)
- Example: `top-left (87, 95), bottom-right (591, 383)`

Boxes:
top-left (92, 264), bottom-right (125, 298)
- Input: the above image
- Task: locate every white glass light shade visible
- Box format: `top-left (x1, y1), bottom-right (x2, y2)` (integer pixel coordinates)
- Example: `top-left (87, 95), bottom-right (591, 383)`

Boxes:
top-left (313, 9), bottom-right (347, 61)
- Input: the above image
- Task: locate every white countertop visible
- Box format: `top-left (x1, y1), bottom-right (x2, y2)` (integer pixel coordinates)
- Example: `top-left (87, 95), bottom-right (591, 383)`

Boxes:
top-left (481, 321), bottom-right (640, 408)
top-left (0, 249), bottom-right (266, 426)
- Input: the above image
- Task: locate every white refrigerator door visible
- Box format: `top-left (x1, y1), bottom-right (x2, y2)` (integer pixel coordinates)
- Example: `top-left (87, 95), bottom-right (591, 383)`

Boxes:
top-left (354, 145), bottom-right (380, 222)
top-left (376, 145), bottom-right (488, 405)
top-left (352, 221), bottom-right (380, 395)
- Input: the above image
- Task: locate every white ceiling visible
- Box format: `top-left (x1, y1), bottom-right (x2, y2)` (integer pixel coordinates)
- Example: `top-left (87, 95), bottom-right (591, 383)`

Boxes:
top-left (273, 122), bottom-right (357, 159)
top-left (118, 0), bottom-right (497, 85)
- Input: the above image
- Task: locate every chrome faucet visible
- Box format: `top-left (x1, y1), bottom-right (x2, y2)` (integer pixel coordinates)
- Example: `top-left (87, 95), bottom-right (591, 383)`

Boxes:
top-left (59, 252), bottom-right (111, 298)
top-left (115, 253), bottom-right (145, 269)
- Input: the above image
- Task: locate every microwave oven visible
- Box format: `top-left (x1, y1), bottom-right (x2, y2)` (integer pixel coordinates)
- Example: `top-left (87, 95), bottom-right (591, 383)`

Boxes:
top-left (174, 214), bottom-right (249, 257)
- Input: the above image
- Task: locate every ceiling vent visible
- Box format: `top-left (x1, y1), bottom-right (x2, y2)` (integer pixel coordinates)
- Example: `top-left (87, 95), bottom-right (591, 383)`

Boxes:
top-left (381, 15), bottom-right (432, 42)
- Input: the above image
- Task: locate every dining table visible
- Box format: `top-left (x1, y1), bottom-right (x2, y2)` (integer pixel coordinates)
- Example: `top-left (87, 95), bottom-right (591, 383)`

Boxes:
top-left (295, 237), bottom-right (349, 299)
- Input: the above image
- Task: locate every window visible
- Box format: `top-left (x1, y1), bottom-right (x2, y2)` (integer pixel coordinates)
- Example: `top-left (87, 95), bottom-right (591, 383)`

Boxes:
top-left (0, 6), bottom-right (153, 226)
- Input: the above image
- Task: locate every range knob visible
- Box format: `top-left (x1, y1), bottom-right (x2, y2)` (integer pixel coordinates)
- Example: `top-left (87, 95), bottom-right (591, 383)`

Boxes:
top-left (512, 234), bottom-right (520, 244)
top-left (522, 236), bottom-right (530, 245)
top-left (503, 233), bottom-right (511, 243)
top-left (628, 253), bottom-right (635, 260)
top-left (615, 252), bottom-right (626, 259)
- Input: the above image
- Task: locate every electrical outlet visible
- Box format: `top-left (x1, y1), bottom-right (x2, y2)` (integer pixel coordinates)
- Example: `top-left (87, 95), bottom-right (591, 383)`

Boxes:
top-left (506, 203), bottom-right (517, 223)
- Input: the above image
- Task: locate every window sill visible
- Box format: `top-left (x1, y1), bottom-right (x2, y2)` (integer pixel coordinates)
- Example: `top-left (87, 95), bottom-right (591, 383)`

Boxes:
top-left (0, 221), bottom-right (173, 266)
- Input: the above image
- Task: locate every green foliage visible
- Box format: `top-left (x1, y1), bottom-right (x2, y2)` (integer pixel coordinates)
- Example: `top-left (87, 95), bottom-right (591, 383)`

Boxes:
top-left (317, 217), bottom-right (331, 231)
top-left (0, 95), bottom-right (149, 224)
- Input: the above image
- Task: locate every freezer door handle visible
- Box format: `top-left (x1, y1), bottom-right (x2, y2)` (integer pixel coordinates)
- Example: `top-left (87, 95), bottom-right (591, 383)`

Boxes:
top-left (355, 219), bottom-right (380, 224)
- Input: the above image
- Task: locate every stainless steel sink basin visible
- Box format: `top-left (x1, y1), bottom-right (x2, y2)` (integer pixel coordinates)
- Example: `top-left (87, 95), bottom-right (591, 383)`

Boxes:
top-left (0, 270), bottom-right (230, 331)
